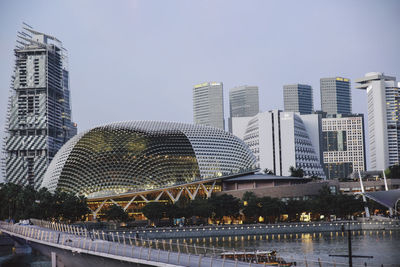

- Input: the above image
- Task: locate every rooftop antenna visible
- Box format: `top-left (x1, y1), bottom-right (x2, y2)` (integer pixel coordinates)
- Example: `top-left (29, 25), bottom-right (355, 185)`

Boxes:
top-left (358, 170), bottom-right (370, 218)
top-left (382, 170), bottom-right (393, 216)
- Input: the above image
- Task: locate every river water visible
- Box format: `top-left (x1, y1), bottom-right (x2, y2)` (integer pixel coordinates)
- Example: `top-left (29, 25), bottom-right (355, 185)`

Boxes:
top-left (172, 229), bottom-right (400, 266)
top-left (0, 240), bottom-right (50, 267)
top-left (0, 230), bottom-right (399, 266)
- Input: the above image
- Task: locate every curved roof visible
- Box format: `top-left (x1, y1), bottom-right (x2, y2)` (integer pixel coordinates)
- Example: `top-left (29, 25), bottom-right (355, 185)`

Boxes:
top-left (41, 121), bottom-right (256, 197)
top-left (364, 189), bottom-right (400, 209)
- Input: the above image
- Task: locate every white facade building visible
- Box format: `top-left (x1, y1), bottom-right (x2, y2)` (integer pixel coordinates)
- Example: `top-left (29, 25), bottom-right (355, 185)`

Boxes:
top-left (355, 72), bottom-right (400, 170)
top-left (235, 110), bottom-right (325, 177)
top-left (193, 82), bottom-right (224, 130)
top-left (322, 114), bottom-right (366, 179)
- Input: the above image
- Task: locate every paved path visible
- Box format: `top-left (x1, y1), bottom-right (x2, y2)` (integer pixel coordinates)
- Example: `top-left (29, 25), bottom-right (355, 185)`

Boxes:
top-left (0, 223), bottom-right (264, 267)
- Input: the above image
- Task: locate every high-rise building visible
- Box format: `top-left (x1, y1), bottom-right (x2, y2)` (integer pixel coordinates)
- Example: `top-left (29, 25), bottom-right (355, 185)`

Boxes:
top-left (321, 114), bottom-right (366, 179)
top-left (193, 82), bottom-right (224, 130)
top-left (355, 72), bottom-right (400, 170)
top-left (228, 85), bottom-right (259, 132)
top-left (283, 84), bottom-right (314, 114)
top-left (229, 85), bottom-right (259, 117)
top-left (2, 25), bottom-right (77, 189)
top-left (320, 77), bottom-right (351, 115)
top-left (241, 110), bottom-right (325, 177)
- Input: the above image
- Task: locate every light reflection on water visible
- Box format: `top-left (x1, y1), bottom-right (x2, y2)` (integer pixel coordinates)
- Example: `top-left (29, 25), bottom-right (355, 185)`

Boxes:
top-left (172, 230), bottom-right (400, 266)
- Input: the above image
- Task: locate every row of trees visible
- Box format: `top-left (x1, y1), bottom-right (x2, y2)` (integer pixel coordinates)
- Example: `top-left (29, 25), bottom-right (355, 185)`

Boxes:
top-left (141, 194), bottom-right (241, 225)
top-left (0, 183), bottom-right (89, 223)
top-left (242, 186), bottom-right (364, 223)
top-left (139, 185), bottom-right (367, 225)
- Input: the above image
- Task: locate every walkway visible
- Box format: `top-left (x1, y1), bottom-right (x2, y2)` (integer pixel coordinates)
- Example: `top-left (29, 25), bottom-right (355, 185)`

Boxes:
top-left (0, 221), bottom-right (264, 267)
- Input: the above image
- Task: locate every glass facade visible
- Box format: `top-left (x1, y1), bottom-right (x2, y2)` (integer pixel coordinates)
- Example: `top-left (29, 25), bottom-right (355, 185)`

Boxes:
top-left (41, 121), bottom-right (256, 197)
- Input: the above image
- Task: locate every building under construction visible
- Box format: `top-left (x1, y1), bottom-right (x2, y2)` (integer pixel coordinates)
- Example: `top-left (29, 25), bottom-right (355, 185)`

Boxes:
top-left (2, 24), bottom-right (77, 189)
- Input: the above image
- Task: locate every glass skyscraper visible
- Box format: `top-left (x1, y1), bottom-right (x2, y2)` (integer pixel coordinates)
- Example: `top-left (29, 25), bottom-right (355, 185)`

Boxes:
top-left (283, 84), bottom-right (313, 114)
top-left (193, 82), bottom-right (224, 130)
top-left (3, 25), bottom-right (77, 189)
top-left (320, 77), bottom-right (351, 115)
top-left (229, 85), bottom-right (259, 118)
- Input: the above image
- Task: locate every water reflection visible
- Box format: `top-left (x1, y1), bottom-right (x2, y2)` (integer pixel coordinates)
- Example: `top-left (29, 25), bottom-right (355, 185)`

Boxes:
top-left (172, 229), bottom-right (400, 266)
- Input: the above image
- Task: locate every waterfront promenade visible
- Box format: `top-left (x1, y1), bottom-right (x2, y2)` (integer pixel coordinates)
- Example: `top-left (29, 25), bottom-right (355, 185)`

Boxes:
top-left (110, 219), bottom-right (400, 239)
top-left (0, 221), bottom-right (265, 267)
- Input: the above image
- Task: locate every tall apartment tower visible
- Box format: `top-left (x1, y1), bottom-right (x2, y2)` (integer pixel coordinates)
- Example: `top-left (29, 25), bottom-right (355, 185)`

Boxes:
top-left (193, 82), bottom-right (224, 130)
top-left (283, 84), bottom-right (313, 114)
top-left (3, 25), bottom-right (77, 189)
top-left (320, 77), bottom-right (351, 115)
top-left (228, 85), bottom-right (259, 132)
top-left (355, 72), bottom-right (400, 170)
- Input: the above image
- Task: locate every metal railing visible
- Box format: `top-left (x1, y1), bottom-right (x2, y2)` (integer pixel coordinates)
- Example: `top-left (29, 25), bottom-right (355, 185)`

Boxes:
top-left (0, 220), bottom-right (382, 267)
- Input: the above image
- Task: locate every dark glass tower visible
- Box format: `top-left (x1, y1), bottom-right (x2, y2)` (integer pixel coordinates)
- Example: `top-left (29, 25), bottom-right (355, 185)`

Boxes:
top-left (283, 84), bottom-right (313, 114)
top-left (3, 25), bottom-right (77, 189)
top-left (320, 77), bottom-right (351, 115)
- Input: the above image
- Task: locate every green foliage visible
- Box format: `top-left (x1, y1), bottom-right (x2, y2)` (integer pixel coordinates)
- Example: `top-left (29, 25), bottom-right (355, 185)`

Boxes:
top-left (258, 196), bottom-right (284, 223)
top-left (241, 186), bottom-right (365, 223)
top-left (188, 198), bottom-right (212, 219)
top-left (263, 168), bottom-right (275, 175)
top-left (242, 192), bottom-right (261, 223)
top-left (209, 194), bottom-right (241, 222)
top-left (284, 199), bottom-right (309, 221)
top-left (103, 204), bottom-right (130, 223)
top-left (289, 166), bottom-right (304, 177)
top-left (0, 183), bottom-right (89, 223)
top-left (385, 165), bottom-right (400, 179)
top-left (141, 202), bottom-right (166, 225)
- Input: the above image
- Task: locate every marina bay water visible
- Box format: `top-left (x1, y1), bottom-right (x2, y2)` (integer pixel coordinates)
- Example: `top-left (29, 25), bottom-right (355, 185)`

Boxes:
top-left (172, 229), bottom-right (400, 266)
top-left (0, 230), bottom-right (399, 266)
top-left (0, 240), bottom-right (50, 267)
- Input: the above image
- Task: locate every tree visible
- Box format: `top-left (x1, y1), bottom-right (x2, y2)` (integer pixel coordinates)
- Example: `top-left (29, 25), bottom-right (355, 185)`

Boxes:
top-left (289, 166), bottom-right (304, 177)
top-left (209, 194), bottom-right (240, 223)
top-left (242, 192), bottom-right (261, 223)
top-left (284, 199), bottom-right (308, 222)
top-left (0, 183), bottom-right (89, 222)
top-left (188, 198), bottom-right (212, 220)
top-left (103, 204), bottom-right (130, 223)
top-left (259, 197), bottom-right (284, 223)
top-left (263, 168), bottom-right (275, 175)
top-left (142, 202), bottom-right (166, 226)
top-left (385, 165), bottom-right (400, 179)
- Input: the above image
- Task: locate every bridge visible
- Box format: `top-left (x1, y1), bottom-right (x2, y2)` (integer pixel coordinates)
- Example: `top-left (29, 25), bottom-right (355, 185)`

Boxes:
top-left (0, 221), bottom-right (265, 267)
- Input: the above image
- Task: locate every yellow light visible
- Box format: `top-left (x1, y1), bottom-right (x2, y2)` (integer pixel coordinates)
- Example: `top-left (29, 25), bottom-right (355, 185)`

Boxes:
top-left (194, 82), bottom-right (209, 88)
top-left (258, 216), bottom-right (264, 223)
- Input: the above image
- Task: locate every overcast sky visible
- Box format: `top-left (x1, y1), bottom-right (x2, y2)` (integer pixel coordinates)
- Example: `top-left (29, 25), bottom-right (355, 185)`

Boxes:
top-left (1, 0), bottom-right (400, 181)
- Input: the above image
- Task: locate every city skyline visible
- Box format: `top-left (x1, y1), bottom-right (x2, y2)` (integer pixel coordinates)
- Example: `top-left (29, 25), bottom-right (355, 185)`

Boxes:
top-left (1, 0), bottom-right (400, 181)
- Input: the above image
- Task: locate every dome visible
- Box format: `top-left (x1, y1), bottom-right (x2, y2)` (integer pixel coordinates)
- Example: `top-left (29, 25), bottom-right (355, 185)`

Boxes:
top-left (41, 121), bottom-right (256, 197)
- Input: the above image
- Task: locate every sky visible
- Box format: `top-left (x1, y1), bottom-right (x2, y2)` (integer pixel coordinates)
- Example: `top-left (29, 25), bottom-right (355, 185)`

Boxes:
top-left (1, 0), bottom-right (400, 181)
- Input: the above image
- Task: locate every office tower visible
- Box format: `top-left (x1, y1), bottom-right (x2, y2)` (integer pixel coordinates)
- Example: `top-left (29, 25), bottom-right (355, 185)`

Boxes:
top-left (283, 84), bottom-right (313, 114)
top-left (356, 72), bottom-right (400, 170)
top-left (320, 77), bottom-right (351, 115)
top-left (242, 110), bottom-right (325, 178)
top-left (3, 25), bottom-right (77, 189)
top-left (229, 85), bottom-right (259, 117)
top-left (228, 85), bottom-right (259, 132)
top-left (193, 82), bottom-right (224, 130)
top-left (322, 114), bottom-right (366, 179)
